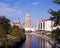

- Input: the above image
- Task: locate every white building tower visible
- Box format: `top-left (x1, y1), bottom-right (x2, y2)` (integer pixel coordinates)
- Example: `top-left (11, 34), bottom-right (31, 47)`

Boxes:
top-left (24, 11), bottom-right (33, 31)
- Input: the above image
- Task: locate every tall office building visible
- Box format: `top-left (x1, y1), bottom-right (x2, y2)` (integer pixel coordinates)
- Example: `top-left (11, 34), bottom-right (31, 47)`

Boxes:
top-left (24, 11), bottom-right (33, 31)
top-left (25, 11), bottom-right (31, 28)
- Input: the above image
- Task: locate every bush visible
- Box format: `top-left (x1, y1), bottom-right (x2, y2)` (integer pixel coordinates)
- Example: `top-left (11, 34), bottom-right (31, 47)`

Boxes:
top-left (52, 28), bottom-right (60, 43)
top-left (0, 24), bottom-right (6, 38)
top-left (0, 16), bottom-right (26, 48)
top-left (9, 26), bottom-right (25, 37)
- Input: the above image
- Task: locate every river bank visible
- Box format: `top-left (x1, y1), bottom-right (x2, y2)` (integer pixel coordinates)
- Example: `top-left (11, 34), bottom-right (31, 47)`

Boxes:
top-left (0, 34), bottom-right (26, 48)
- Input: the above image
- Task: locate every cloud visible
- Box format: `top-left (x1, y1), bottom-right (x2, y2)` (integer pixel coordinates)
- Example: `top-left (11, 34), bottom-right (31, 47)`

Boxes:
top-left (0, 2), bottom-right (22, 17)
top-left (32, 2), bottom-right (40, 6)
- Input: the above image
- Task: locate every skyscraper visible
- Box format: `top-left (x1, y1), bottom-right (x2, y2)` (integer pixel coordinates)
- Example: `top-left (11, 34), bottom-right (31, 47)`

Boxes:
top-left (25, 11), bottom-right (31, 28)
top-left (24, 11), bottom-right (35, 32)
top-left (24, 11), bottom-right (32, 31)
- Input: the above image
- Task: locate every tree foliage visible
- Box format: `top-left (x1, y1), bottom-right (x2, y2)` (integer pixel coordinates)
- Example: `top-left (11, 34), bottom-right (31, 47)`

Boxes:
top-left (0, 16), bottom-right (11, 38)
top-left (48, 0), bottom-right (60, 25)
top-left (48, 9), bottom-right (60, 25)
top-left (9, 26), bottom-right (25, 37)
top-left (52, 28), bottom-right (60, 43)
top-left (0, 16), bottom-right (11, 33)
top-left (48, 0), bottom-right (60, 44)
top-left (0, 16), bottom-right (25, 47)
top-left (0, 24), bottom-right (6, 38)
top-left (53, 0), bottom-right (60, 4)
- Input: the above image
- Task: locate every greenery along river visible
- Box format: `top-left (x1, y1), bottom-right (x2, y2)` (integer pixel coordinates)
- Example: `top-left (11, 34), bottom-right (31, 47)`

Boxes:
top-left (21, 33), bottom-right (53, 48)
top-left (0, 16), bottom-right (26, 48)
top-left (0, 26), bottom-right (26, 48)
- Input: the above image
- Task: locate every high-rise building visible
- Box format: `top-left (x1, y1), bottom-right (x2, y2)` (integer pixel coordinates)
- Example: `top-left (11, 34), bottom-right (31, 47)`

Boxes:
top-left (24, 11), bottom-right (35, 31)
top-left (25, 11), bottom-right (31, 28)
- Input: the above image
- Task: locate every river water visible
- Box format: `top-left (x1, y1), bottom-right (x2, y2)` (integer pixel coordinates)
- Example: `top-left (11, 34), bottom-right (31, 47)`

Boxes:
top-left (21, 33), bottom-right (52, 48)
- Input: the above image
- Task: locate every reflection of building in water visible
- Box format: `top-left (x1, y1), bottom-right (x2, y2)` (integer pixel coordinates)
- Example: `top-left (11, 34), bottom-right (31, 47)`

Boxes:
top-left (25, 34), bottom-right (31, 48)
top-left (37, 36), bottom-right (52, 48)
top-left (24, 34), bottom-right (52, 48)
top-left (41, 38), bottom-right (52, 48)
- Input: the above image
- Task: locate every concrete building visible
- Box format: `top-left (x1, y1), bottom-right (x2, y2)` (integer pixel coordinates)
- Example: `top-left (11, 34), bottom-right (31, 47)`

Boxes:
top-left (32, 25), bottom-right (36, 31)
top-left (35, 22), bottom-right (40, 31)
top-left (10, 18), bottom-right (21, 28)
top-left (24, 11), bottom-right (34, 32)
top-left (25, 11), bottom-right (31, 28)
top-left (36, 19), bottom-right (54, 31)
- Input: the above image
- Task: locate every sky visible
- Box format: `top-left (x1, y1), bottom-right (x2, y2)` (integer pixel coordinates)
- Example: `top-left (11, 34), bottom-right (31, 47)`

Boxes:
top-left (0, 0), bottom-right (60, 26)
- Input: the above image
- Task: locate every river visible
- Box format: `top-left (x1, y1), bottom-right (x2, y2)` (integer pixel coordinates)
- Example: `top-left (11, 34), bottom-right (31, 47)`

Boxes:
top-left (21, 33), bottom-right (53, 48)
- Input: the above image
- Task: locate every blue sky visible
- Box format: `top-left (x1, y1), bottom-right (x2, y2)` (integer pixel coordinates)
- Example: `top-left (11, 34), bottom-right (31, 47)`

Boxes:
top-left (0, 0), bottom-right (60, 26)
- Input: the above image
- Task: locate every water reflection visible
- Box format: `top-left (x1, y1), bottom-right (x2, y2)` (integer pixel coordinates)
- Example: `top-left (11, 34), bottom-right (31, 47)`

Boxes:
top-left (22, 33), bottom-right (52, 48)
top-left (25, 34), bottom-right (31, 48)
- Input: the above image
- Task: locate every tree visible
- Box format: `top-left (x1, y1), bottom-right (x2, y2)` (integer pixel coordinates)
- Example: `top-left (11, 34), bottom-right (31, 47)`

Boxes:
top-left (0, 16), bottom-right (25, 47)
top-left (53, 0), bottom-right (60, 4)
top-left (52, 28), bottom-right (60, 43)
top-left (0, 16), bottom-right (11, 33)
top-left (48, 0), bottom-right (60, 26)
top-left (9, 26), bottom-right (25, 37)
top-left (0, 24), bottom-right (6, 38)
top-left (49, 0), bottom-right (60, 44)
top-left (48, 0), bottom-right (60, 25)
top-left (48, 9), bottom-right (60, 26)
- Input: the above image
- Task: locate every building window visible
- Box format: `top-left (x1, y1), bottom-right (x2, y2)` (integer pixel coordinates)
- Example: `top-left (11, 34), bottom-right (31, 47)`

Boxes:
top-left (43, 22), bottom-right (45, 29)
top-left (41, 23), bottom-right (42, 29)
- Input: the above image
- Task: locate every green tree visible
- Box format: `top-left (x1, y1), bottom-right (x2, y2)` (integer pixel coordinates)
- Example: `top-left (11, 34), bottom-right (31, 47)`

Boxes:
top-left (0, 24), bottom-right (6, 38)
top-left (0, 16), bottom-right (25, 47)
top-left (9, 26), bottom-right (25, 37)
top-left (52, 28), bottom-right (60, 43)
top-left (48, 0), bottom-right (60, 25)
top-left (48, 9), bottom-right (60, 25)
top-left (53, 0), bottom-right (60, 4)
top-left (49, 0), bottom-right (60, 44)
top-left (0, 16), bottom-right (11, 33)
top-left (9, 26), bottom-right (25, 44)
